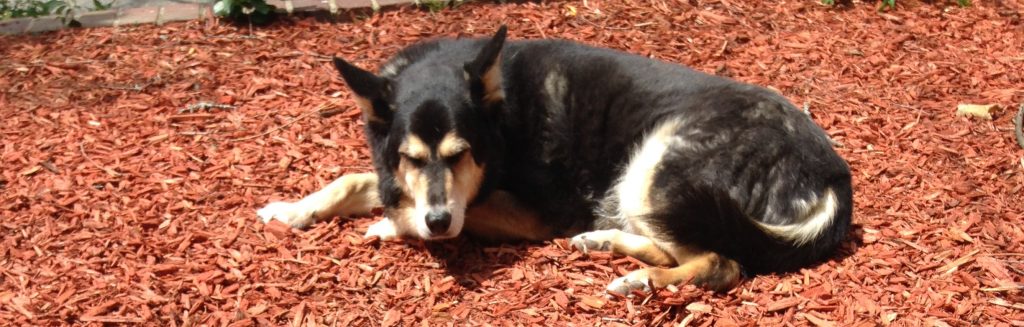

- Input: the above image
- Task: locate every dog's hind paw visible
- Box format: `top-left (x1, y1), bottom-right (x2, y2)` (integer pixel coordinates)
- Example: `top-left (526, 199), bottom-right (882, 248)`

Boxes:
top-left (256, 201), bottom-right (315, 229)
top-left (364, 217), bottom-right (398, 241)
top-left (606, 270), bottom-right (652, 296)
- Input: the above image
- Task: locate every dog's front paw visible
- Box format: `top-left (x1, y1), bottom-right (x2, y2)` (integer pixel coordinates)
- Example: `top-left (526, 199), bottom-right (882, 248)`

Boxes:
top-left (364, 217), bottom-right (399, 241)
top-left (256, 201), bottom-right (315, 229)
top-left (569, 230), bottom-right (615, 254)
top-left (606, 270), bottom-right (652, 296)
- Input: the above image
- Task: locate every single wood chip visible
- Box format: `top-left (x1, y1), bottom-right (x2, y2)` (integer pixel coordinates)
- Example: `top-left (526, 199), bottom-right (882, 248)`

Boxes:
top-left (579, 295), bottom-right (607, 309)
top-left (937, 249), bottom-right (981, 275)
top-left (766, 297), bottom-right (803, 312)
top-left (685, 302), bottom-right (712, 314)
top-left (955, 104), bottom-right (997, 120)
top-left (990, 298), bottom-right (1024, 311)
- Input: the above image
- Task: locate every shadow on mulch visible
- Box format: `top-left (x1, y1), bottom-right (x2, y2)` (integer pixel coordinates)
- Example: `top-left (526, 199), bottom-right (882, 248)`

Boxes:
top-left (418, 224), bottom-right (866, 292)
top-left (424, 237), bottom-right (540, 290)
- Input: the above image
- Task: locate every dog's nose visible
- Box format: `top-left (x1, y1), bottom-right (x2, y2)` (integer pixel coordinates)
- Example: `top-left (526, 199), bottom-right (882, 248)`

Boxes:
top-left (425, 209), bottom-right (452, 235)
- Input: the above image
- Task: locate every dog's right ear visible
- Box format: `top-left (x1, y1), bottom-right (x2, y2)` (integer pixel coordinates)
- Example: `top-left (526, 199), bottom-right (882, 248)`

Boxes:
top-left (464, 25), bottom-right (508, 106)
top-left (333, 56), bottom-right (393, 125)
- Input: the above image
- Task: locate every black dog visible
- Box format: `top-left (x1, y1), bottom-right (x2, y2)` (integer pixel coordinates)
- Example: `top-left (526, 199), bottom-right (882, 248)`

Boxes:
top-left (258, 26), bottom-right (853, 294)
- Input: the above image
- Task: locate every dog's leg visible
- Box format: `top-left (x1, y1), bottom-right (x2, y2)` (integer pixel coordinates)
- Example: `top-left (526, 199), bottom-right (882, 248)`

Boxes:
top-left (605, 251), bottom-right (742, 295)
top-left (463, 191), bottom-right (556, 242)
top-left (569, 229), bottom-right (677, 266)
top-left (257, 172), bottom-right (381, 229)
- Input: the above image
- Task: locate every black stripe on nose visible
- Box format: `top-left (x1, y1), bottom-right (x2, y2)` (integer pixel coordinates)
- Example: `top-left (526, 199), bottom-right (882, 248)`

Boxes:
top-left (425, 163), bottom-right (448, 207)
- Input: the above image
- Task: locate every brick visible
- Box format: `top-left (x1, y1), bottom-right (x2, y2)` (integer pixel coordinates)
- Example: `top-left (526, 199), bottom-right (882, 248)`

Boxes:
top-left (289, 0), bottom-right (323, 11)
top-left (117, 7), bottom-right (159, 26)
top-left (336, 0), bottom-right (412, 9)
top-left (265, 0), bottom-right (288, 9)
top-left (158, 3), bottom-right (203, 25)
top-left (377, 0), bottom-right (412, 6)
top-left (338, 0), bottom-right (372, 9)
top-left (24, 17), bottom-right (66, 33)
top-left (76, 9), bottom-right (120, 28)
top-left (0, 17), bottom-right (34, 35)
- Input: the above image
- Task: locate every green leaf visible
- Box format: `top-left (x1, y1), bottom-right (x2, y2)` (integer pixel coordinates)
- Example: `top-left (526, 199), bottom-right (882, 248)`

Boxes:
top-left (213, 0), bottom-right (230, 16)
top-left (92, 0), bottom-right (112, 10)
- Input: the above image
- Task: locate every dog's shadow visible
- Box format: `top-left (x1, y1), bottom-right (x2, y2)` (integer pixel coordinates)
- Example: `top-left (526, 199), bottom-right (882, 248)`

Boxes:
top-left (398, 223), bottom-right (866, 291)
top-left (765, 223), bottom-right (865, 278)
top-left (418, 237), bottom-right (548, 291)
top-left (831, 223), bottom-right (866, 264)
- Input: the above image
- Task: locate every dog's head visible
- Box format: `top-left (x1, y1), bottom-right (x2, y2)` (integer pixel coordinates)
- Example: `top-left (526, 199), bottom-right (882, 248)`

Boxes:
top-left (331, 26), bottom-right (508, 240)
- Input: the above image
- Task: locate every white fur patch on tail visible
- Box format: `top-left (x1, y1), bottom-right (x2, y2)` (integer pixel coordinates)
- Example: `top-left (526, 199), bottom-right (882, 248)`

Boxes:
top-left (757, 188), bottom-right (839, 246)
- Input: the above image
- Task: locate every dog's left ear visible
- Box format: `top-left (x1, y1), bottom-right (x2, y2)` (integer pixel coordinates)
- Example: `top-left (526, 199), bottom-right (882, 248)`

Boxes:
top-left (464, 25), bottom-right (508, 106)
top-left (332, 56), bottom-right (394, 126)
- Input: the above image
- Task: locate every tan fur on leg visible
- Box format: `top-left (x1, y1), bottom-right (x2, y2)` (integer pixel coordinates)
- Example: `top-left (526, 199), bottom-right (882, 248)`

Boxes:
top-left (463, 191), bottom-right (555, 242)
top-left (257, 173), bottom-right (381, 229)
top-left (570, 230), bottom-right (676, 266)
top-left (606, 252), bottom-right (741, 295)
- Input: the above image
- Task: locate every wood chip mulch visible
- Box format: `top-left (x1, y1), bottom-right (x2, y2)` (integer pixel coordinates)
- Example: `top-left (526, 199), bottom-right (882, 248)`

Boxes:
top-left (2, 0), bottom-right (1024, 325)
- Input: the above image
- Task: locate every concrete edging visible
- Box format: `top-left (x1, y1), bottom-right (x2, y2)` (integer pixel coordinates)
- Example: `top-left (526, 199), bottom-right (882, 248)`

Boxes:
top-left (0, 0), bottom-right (414, 35)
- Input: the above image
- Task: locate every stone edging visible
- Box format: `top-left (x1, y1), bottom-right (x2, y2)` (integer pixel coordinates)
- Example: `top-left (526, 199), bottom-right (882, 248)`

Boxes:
top-left (0, 0), bottom-right (413, 35)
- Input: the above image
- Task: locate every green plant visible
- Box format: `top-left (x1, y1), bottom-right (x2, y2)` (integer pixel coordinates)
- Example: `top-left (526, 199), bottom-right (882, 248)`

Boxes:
top-left (1, 0), bottom-right (113, 25)
top-left (92, 0), bottom-right (112, 10)
top-left (1, 0), bottom-right (61, 19)
top-left (415, 0), bottom-right (468, 13)
top-left (213, 0), bottom-right (277, 26)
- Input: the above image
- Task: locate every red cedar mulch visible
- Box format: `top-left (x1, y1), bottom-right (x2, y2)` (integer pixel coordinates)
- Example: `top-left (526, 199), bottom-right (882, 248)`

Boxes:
top-left (2, 0), bottom-right (1024, 325)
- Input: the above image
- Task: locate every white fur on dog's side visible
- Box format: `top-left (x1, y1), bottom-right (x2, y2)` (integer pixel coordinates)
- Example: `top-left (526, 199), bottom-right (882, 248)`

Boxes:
top-left (612, 118), bottom-right (685, 233)
top-left (756, 188), bottom-right (839, 246)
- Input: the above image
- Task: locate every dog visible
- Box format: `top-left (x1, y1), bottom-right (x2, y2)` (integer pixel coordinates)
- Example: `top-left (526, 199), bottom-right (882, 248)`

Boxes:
top-left (257, 25), bottom-right (853, 295)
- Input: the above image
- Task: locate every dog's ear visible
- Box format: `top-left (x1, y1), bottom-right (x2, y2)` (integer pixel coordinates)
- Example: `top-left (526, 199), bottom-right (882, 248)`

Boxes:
top-left (333, 56), bottom-right (393, 125)
top-left (464, 25), bottom-right (507, 106)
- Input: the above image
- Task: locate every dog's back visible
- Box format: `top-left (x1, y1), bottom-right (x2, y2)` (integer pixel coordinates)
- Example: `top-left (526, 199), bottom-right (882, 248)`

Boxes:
top-left (490, 39), bottom-right (852, 279)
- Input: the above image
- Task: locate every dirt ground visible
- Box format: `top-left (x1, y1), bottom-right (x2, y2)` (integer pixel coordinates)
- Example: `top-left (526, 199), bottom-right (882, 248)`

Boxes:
top-left (2, 0), bottom-right (1024, 325)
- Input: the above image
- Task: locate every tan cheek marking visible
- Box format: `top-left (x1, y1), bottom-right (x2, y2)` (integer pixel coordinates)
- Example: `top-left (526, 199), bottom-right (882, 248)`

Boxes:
top-left (438, 133), bottom-right (470, 158)
top-left (444, 167), bottom-right (454, 202)
top-left (389, 160), bottom-right (428, 237)
top-left (450, 154), bottom-right (485, 203)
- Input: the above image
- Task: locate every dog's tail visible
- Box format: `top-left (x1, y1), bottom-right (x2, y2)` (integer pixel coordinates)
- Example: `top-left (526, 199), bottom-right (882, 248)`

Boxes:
top-left (754, 185), bottom-right (845, 247)
top-left (751, 176), bottom-right (854, 271)
top-left (651, 173), bottom-right (852, 275)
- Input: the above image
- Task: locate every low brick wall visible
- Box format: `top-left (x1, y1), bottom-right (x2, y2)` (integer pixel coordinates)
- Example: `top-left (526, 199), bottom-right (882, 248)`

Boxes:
top-left (0, 0), bottom-right (414, 35)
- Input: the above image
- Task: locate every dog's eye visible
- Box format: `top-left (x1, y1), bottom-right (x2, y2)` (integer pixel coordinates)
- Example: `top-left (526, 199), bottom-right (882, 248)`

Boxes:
top-left (401, 153), bottom-right (427, 167)
top-left (443, 150), bottom-right (467, 166)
